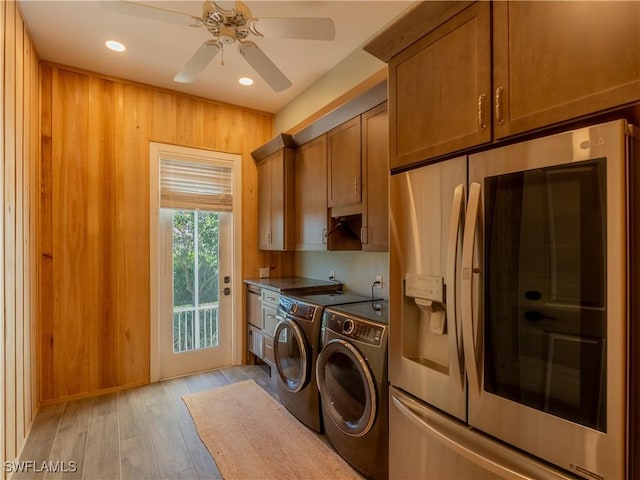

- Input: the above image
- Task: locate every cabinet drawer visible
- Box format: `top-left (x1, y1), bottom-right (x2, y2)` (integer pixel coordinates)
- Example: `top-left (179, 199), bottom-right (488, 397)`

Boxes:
top-left (261, 289), bottom-right (280, 308)
top-left (262, 305), bottom-right (280, 337)
top-left (248, 325), bottom-right (264, 357)
top-left (263, 335), bottom-right (275, 367)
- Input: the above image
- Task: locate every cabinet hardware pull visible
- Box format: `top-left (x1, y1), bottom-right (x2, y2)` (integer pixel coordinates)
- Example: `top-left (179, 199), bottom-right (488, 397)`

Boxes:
top-left (495, 87), bottom-right (504, 125)
top-left (477, 94), bottom-right (486, 130)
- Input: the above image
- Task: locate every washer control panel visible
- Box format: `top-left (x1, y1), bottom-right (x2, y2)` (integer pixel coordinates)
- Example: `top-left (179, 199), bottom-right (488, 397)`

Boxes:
top-left (324, 312), bottom-right (385, 347)
top-left (279, 296), bottom-right (316, 321)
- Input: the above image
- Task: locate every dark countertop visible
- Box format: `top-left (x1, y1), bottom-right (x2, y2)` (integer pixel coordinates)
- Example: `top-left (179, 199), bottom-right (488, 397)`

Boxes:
top-left (243, 276), bottom-right (342, 293)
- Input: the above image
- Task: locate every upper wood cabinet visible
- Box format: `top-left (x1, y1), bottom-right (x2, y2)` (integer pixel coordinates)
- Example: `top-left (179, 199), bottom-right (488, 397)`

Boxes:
top-left (361, 103), bottom-right (389, 252)
top-left (327, 116), bottom-right (362, 211)
top-left (368, 1), bottom-right (640, 168)
top-left (295, 135), bottom-right (328, 251)
top-left (388, 1), bottom-right (491, 169)
top-left (493, 1), bottom-right (640, 138)
top-left (257, 148), bottom-right (294, 251)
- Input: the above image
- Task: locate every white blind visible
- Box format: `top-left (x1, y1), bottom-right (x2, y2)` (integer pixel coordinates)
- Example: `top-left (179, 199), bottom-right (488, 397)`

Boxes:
top-left (160, 158), bottom-right (233, 212)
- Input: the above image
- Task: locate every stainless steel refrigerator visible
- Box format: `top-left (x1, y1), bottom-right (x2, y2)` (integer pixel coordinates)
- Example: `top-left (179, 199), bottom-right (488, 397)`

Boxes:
top-left (389, 120), bottom-right (632, 479)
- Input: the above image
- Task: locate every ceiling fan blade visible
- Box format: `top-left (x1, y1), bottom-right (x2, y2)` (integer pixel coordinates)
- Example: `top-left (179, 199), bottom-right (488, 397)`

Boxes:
top-left (251, 17), bottom-right (335, 40)
top-left (100, 1), bottom-right (202, 27)
top-left (238, 42), bottom-right (292, 92)
top-left (174, 41), bottom-right (221, 83)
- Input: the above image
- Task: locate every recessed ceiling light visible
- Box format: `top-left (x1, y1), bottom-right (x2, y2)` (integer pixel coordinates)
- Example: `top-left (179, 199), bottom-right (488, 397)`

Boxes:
top-left (105, 40), bottom-right (126, 52)
top-left (239, 77), bottom-right (254, 86)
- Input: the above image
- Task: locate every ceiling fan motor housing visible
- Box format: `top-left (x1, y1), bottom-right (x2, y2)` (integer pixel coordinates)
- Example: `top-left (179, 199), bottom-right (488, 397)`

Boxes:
top-left (203, 1), bottom-right (251, 41)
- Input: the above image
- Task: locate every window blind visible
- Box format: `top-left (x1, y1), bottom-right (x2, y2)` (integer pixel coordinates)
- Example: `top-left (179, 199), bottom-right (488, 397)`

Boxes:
top-left (160, 158), bottom-right (233, 212)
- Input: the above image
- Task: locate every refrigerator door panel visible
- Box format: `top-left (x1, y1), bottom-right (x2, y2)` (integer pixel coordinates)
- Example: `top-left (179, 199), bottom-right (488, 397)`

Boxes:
top-left (390, 156), bottom-right (467, 420)
top-left (389, 386), bottom-right (574, 480)
top-left (466, 120), bottom-right (628, 480)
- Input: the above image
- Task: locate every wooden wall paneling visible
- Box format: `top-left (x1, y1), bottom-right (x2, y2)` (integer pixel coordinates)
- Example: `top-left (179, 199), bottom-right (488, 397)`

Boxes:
top-left (22, 20), bottom-right (31, 435)
top-left (151, 90), bottom-right (177, 144)
top-left (117, 83), bottom-right (151, 387)
top-left (38, 65), bottom-right (275, 401)
top-left (175, 95), bottom-right (197, 146)
top-left (87, 76), bottom-right (120, 392)
top-left (30, 36), bottom-right (39, 418)
top-left (195, 100), bottom-right (219, 149)
top-left (240, 111), bottom-right (271, 362)
top-left (218, 104), bottom-right (243, 153)
top-left (39, 64), bottom-right (54, 402)
top-left (26, 24), bottom-right (38, 427)
top-left (15, 9), bottom-right (25, 449)
top-left (52, 69), bottom-right (92, 399)
top-left (4, 0), bottom-right (17, 460)
top-left (1, 0), bottom-right (6, 467)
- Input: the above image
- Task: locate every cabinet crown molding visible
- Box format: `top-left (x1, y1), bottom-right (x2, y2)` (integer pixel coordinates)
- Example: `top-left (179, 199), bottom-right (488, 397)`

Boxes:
top-left (251, 133), bottom-right (296, 161)
top-left (364, 1), bottom-right (473, 62)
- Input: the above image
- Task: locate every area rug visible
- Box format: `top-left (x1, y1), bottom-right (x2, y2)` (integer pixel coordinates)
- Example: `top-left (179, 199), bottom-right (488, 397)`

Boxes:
top-left (182, 379), bottom-right (361, 480)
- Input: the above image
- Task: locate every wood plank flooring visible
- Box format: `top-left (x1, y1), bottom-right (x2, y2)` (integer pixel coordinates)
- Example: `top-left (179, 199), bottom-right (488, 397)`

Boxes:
top-left (13, 365), bottom-right (278, 480)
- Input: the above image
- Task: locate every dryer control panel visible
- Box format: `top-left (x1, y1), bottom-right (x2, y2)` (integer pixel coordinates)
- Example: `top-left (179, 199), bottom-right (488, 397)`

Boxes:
top-left (279, 296), bottom-right (317, 321)
top-left (324, 312), bottom-right (385, 347)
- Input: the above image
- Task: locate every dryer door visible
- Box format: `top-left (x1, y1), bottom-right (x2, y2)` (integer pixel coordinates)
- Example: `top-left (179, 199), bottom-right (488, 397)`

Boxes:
top-left (273, 318), bottom-right (310, 392)
top-left (316, 339), bottom-right (377, 437)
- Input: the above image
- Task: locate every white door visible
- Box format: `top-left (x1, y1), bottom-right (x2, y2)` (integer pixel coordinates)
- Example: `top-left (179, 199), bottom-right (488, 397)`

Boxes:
top-left (149, 143), bottom-right (242, 380)
top-left (158, 209), bottom-right (233, 378)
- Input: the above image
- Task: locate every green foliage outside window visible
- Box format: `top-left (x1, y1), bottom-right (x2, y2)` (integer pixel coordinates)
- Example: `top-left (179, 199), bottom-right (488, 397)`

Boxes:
top-left (172, 210), bottom-right (219, 307)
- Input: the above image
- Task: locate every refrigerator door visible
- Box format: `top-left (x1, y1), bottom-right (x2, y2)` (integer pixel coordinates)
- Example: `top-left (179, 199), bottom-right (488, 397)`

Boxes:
top-left (465, 120), bottom-right (628, 479)
top-left (389, 386), bottom-right (574, 480)
top-left (389, 156), bottom-right (467, 420)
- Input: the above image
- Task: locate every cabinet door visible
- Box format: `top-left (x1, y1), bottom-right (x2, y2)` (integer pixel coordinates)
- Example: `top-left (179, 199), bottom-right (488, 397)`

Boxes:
top-left (493, 1), bottom-right (640, 138)
top-left (268, 150), bottom-right (286, 250)
top-left (362, 103), bottom-right (389, 252)
top-left (257, 157), bottom-right (272, 250)
top-left (257, 149), bottom-right (294, 251)
top-left (389, 1), bottom-right (491, 169)
top-left (295, 135), bottom-right (328, 250)
top-left (327, 116), bottom-right (362, 209)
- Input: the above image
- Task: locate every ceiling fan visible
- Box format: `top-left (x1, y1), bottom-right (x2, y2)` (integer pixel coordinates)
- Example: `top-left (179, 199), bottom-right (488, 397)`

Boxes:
top-left (103, 1), bottom-right (336, 92)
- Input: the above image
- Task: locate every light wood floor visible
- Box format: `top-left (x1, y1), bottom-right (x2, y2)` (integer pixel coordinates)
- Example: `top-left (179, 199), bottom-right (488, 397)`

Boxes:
top-left (14, 365), bottom-right (278, 480)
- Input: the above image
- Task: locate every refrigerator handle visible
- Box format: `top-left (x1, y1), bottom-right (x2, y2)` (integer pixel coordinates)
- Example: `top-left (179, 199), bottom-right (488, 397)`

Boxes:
top-left (391, 392), bottom-right (574, 480)
top-left (446, 183), bottom-right (465, 388)
top-left (461, 182), bottom-right (483, 395)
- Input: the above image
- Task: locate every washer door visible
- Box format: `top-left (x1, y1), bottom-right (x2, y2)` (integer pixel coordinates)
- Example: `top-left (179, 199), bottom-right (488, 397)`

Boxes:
top-left (316, 339), bottom-right (377, 437)
top-left (273, 318), bottom-right (310, 393)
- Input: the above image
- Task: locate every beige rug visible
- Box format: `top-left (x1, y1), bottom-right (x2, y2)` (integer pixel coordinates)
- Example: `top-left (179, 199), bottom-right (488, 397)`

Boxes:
top-left (183, 379), bottom-right (361, 480)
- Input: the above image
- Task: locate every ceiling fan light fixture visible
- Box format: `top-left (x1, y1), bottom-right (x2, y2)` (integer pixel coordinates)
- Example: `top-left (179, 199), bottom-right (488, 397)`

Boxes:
top-left (105, 40), bottom-right (126, 52)
top-left (239, 77), bottom-right (254, 86)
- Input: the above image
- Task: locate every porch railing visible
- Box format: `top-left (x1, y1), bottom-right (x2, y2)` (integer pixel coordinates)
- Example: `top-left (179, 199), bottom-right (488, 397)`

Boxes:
top-left (173, 303), bottom-right (218, 353)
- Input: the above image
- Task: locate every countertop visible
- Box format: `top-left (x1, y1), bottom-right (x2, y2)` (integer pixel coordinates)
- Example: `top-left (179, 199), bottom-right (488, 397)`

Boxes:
top-left (243, 276), bottom-right (342, 293)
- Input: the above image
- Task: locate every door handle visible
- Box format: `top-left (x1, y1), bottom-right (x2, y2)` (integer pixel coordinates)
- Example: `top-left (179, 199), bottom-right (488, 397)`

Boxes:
top-left (461, 182), bottom-right (483, 395)
top-left (220, 287), bottom-right (231, 296)
top-left (446, 183), bottom-right (465, 388)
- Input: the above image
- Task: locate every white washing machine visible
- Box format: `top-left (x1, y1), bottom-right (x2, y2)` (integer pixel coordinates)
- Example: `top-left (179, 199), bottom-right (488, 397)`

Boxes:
top-left (316, 301), bottom-right (388, 480)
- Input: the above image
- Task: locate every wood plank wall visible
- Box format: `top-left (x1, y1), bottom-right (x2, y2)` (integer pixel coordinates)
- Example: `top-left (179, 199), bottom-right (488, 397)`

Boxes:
top-left (2, 0), bottom-right (40, 469)
top-left (38, 63), bottom-right (293, 403)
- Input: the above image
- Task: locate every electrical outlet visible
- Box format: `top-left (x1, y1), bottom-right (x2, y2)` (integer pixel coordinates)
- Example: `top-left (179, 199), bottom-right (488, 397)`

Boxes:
top-left (375, 275), bottom-right (383, 288)
top-left (259, 267), bottom-right (270, 278)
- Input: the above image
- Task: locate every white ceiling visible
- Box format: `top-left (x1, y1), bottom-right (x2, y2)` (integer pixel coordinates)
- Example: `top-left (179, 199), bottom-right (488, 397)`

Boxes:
top-left (19, 1), bottom-right (415, 113)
